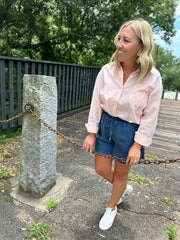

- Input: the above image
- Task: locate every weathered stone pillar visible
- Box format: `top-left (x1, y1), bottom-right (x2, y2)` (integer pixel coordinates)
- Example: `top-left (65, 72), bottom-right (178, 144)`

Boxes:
top-left (19, 75), bottom-right (57, 198)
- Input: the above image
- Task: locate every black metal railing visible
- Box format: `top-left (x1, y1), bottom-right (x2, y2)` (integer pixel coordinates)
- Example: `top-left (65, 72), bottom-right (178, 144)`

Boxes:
top-left (0, 56), bottom-right (100, 130)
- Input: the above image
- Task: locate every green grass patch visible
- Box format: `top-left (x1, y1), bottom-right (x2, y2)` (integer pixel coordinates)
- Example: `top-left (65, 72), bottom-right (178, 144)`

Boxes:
top-left (4, 153), bottom-right (12, 158)
top-left (0, 182), bottom-right (8, 191)
top-left (0, 127), bottom-right (22, 144)
top-left (46, 197), bottom-right (58, 210)
top-left (145, 152), bottom-right (157, 159)
top-left (1, 195), bottom-right (10, 202)
top-left (58, 157), bottom-right (66, 162)
top-left (165, 224), bottom-right (176, 240)
top-left (0, 135), bottom-right (8, 144)
top-left (128, 172), bottom-right (154, 185)
top-left (161, 196), bottom-right (179, 206)
top-left (0, 167), bottom-right (11, 179)
top-left (24, 221), bottom-right (58, 240)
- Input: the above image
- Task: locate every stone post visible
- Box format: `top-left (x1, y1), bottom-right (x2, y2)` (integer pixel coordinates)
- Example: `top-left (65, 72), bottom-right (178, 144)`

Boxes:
top-left (19, 75), bottom-right (57, 198)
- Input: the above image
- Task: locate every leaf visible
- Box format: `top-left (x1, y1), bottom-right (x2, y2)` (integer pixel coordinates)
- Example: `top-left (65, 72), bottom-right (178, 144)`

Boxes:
top-left (21, 216), bottom-right (28, 222)
top-left (145, 195), bottom-right (150, 200)
top-left (19, 227), bottom-right (27, 231)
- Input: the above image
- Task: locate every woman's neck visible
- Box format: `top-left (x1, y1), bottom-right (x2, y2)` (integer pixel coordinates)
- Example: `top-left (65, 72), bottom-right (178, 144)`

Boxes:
top-left (121, 62), bottom-right (139, 84)
top-left (121, 62), bottom-right (139, 73)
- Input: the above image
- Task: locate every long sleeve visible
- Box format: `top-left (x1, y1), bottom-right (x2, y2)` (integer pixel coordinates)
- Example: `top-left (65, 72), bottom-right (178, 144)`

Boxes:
top-left (85, 67), bottom-right (105, 133)
top-left (134, 76), bottom-right (163, 147)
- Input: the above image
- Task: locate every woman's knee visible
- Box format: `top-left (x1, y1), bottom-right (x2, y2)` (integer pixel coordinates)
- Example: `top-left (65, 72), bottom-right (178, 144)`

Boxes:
top-left (114, 162), bottom-right (130, 180)
top-left (95, 156), bottom-right (112, 177)
top-left (95, 164), bottom-right (109, 177)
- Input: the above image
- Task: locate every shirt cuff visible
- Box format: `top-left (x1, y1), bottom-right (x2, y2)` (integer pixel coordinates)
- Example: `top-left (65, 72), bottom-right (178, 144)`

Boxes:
top-left (85, 123), bottom-right (98, 134)
top-left (134, 131), bottom-right (152, 147)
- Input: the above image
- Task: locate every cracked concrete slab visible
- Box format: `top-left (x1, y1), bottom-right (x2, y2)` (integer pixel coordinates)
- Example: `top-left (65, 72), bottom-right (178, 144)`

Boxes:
top-left (0, 99), bottom-right (179, 240)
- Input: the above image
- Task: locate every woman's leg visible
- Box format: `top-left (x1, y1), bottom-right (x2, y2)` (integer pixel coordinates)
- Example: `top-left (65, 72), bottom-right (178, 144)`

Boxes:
top-left (108, 161), bottom-right (131, 209)
top-left (95, 154), bottom-right (114, 184)
top-left (97, 158), bottom-right (131, 230)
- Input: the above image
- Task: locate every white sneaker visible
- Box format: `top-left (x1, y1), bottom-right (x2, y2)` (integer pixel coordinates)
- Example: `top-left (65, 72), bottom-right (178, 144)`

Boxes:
top-left (117, 184), bottom-right (133, 205)
top-left (99, 206), bottom-right (117, 230)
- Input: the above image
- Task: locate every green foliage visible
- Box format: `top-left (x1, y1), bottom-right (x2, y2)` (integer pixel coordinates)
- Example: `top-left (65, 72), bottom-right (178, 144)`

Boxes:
top-left (46, 197), bottom-right (58, 210)
top-left (165, 224), bottom-right (176, 240)
top-left (161, 196), bottom-right (179, 206)
top-left (0, 182), bottom-right (8, 191)
top-left (0, 167), bottom-right (11, 179)
top-left (4, 153), bottom-right (12, 158)
top-left (128, 173), bottom-right (154, 185)
top-left (24, 221), bottom-right (58, 240)
top-left (0, 0), bottom-right (178, 67)
top-left (154, 44), bottom-right (180, 91)
top-left (58, 157), bottom-right (66, 162)
top-left (1, 195), bottom-right (10, 202)
top-left (0, 127), bottom-right (22, 144)
top-left (0, 135), bottom-right (7, 144)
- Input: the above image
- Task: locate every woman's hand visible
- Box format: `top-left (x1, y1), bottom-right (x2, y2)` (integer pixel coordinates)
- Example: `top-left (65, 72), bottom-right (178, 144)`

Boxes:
top-left (126, 142), bottom-right (141, 165)
top-left (83, 134), bottom-right (96, 154)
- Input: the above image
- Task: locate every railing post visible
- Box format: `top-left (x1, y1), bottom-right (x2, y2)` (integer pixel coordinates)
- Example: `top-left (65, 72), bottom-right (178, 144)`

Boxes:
top-left (19, 75), bottom-right (57, 198)
top-left (175, 89), bottom-right (178, 100)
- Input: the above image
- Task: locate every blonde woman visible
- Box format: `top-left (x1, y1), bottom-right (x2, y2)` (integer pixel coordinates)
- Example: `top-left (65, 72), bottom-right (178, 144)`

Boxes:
top-left (83, 19), bottom-right (162, 230)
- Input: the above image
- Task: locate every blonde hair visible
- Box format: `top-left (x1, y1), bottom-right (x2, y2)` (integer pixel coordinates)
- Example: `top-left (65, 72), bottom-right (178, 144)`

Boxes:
top-left (110, 19), bottom-right (154, 82)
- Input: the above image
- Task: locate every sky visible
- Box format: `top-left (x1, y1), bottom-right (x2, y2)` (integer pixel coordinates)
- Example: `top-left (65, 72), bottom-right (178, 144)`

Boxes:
top-left (153, 1), bottom-right (180, 58)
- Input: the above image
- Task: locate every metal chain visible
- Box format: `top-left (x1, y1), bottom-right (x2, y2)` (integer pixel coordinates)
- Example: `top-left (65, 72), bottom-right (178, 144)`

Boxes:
top-left (0, 112), bottom-right (26, 124)
top-left (1, 103), bottom-right (180, 165)
top-left (27, 107), bottom-right (180, 165)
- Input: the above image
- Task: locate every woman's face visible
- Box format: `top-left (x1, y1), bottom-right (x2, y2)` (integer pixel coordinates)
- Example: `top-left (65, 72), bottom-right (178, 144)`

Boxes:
top-left (115, 25), bottom-right (143, 66)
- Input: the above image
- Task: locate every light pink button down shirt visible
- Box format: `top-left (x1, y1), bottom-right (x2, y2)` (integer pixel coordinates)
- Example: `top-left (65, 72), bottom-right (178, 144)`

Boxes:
top-left (85, 63), bottom-right (163, 147)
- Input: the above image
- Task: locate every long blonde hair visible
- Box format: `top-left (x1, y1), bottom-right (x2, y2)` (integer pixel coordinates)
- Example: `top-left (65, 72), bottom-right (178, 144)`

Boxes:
top-left (110, 19), bottom-right (154, 82)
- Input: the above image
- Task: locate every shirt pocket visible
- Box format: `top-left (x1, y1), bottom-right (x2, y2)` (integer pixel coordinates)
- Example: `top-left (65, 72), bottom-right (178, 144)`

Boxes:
top-left (129, 84), bottom-right (151, 107)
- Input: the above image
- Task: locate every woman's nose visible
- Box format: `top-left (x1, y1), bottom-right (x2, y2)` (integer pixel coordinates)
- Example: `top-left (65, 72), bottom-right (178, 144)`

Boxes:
top-left (116, 41), bottom-right (123, 49)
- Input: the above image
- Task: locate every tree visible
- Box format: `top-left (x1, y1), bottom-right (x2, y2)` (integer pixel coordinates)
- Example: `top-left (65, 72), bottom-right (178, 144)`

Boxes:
top-left (154, 44), bottom-right (180, 90)
top-left (0, 0), bottom-right (178, 66)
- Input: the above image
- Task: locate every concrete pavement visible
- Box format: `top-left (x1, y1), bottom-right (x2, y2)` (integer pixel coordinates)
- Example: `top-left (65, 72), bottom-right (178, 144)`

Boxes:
top-left (0, 99), bottom-right (180, 240)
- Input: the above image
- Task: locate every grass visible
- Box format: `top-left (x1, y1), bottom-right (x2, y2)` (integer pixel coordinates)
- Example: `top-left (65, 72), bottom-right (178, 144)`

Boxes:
top-left (4, 152), bottom-right (12, 158)
top-left (0, 167), bottom-right (11, 179)
top-left (161, 196), bottom-right (179, 206)
top-left (145, 152), bottom-right (157, 159)
top-left (1, 195), bottom-right (10, 202)
top-left (0, 127), bottom-right (21, 179)
top-left (0, 127), bottom-right (22, 143)
top-left (58, 157), bottom-right (66, 162)
top-left (165, 224), bottom-right (176, 240)
top-left (24, 221), bottom-right (58, 240)
top-left (0, 182), bottom-right (8, 191)
top-left (128, 172), bottom-right (154, 185)
top-left (46, 197), bottom-right (58, 210)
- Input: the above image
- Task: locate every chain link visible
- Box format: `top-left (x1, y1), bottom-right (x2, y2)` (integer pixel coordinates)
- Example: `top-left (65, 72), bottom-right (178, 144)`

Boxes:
top-left (1, 105), bottom-right (180, 165)
top-left (28, 109), bottom-right (180, 165)
top-left (0, 112), bottom-right (26, 124)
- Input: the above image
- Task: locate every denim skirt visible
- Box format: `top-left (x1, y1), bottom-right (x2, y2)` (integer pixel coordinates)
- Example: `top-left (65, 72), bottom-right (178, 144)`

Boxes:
top-left (95, 111), bottom-right (144, 164)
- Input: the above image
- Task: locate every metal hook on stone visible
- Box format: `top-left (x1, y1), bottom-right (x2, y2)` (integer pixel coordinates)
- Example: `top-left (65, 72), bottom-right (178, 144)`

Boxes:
top-left (24, 102), bottom-right (34, 112)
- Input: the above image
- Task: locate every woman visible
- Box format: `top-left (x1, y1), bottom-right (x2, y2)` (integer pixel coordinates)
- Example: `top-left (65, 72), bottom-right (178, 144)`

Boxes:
top-left (83, 19), bottom-right (162, 231)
